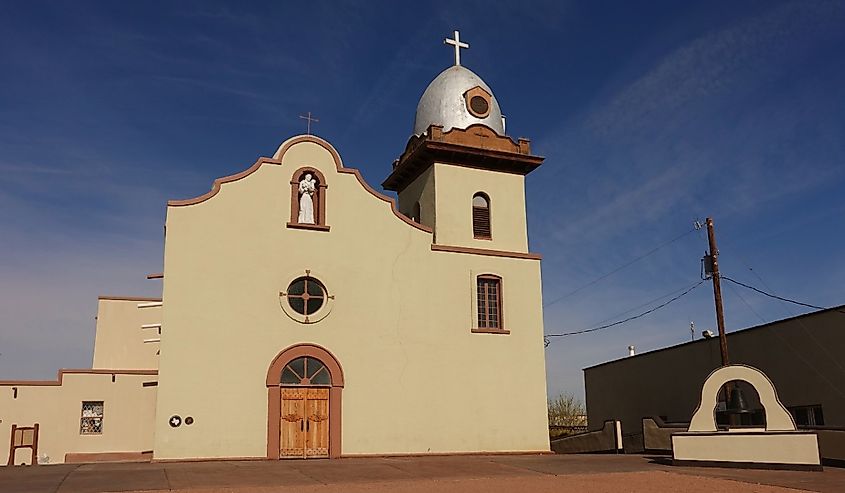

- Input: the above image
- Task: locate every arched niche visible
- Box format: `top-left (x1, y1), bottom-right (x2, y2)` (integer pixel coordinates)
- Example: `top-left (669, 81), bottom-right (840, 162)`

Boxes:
top-left (688, 364), bottom-right (796, 433)
top-left (266, 343), bottom-right (344, 459)
top-left (289, 167), bottom-right (329, 230)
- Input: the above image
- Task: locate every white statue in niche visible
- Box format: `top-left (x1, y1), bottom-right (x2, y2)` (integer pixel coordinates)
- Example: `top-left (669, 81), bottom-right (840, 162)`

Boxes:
top-left (298, 173), bottom-right (317, 224)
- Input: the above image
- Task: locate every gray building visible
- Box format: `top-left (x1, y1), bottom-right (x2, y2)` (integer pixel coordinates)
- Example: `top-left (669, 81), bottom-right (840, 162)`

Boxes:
top-left (584, 306), bottom-right (845, 439)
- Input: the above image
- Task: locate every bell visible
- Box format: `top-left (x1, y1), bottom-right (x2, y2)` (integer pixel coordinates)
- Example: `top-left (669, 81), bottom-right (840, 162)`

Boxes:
top-left (727, 386), bottom-right (749, 413)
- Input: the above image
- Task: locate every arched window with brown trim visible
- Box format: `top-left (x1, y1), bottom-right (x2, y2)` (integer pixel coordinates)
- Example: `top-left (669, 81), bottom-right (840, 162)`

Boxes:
top-left (472, 192), bottom-right (491, 239)
top-left (476, 274), bottom-right (503, 331)
top-left (289, 168), bottom-right (329, 231)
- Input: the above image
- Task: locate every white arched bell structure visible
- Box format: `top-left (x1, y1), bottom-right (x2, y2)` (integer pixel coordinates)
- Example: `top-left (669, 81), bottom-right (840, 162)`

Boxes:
top-left (688, 364), bottom-right (795, 432)
top-left (672, 364), bottom-right (821, 470)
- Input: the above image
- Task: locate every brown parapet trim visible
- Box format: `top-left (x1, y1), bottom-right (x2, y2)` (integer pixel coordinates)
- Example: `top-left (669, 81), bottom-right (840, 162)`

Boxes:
top-left (470, 328), bottom-right (511, 335)
top-left (672, 459), bottom-right (822, 472)
top-left (341, 450), bottom-right (553, 459)
top-left (146, 273), bottom-right (164, 279)
top-left (431, 244), bottom-right (542, 260)
top-left (0, 369), bottom-right (158, 386)
top-left (286, 222), bottom-right (331, 232)
top-left (65, 451), bottom-right (153, 464)
top-left (339, 165), bottom-right (433, 234)
top-left (98, 295), bottom-right (163, 302)
top-left (166, 135), bottom-right (434, 235)
top-left (168, 157), bottom-right (282, 206)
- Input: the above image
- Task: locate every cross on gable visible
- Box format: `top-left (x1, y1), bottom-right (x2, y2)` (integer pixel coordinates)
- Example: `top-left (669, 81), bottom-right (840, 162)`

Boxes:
top-left (299, 112), bottom-right (319, 135)
top-left (444, 30), bottom-right (469, 66)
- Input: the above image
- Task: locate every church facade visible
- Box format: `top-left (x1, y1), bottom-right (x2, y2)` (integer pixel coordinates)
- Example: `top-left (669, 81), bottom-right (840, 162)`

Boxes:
top-left (1, 36), bottom-right (550, 464)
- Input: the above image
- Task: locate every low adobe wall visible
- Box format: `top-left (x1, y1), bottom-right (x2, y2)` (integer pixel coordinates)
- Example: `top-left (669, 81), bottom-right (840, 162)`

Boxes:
top-left (640, 416), bottom-right (845, 467)
top-left (550, 420), bottom-right (621, 454)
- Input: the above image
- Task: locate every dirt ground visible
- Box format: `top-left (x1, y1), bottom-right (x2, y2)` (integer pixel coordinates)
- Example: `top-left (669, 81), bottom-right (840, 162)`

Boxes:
top-left (1, 454), bottom-right (841, 493)
top-left (150, 472), bottom-right (807, 493)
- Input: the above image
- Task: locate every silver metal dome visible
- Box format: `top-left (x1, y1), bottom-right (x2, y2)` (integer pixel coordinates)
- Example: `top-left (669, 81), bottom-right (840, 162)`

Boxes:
top-left (413, 65), bottom-right (505, 136)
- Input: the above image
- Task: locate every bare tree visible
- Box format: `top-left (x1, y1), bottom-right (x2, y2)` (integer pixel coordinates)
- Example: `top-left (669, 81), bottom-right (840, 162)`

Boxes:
top-left (548, 392), bottom-right (586, 427)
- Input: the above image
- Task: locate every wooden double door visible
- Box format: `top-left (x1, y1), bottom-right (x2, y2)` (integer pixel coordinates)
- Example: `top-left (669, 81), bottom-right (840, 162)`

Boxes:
top-left (280, 387), bottom-right (329, 458)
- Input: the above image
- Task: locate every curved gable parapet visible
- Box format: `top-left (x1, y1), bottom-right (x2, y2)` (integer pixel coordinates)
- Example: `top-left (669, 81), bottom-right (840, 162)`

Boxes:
top-left (167, 135), bottom-right (433, 235)
top-left (167, 157), bottom-right (281, 207)
top-left (275, 135), bottom-right (433, 234)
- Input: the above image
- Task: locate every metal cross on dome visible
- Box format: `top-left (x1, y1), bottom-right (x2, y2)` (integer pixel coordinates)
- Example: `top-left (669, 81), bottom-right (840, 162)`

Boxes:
top-left (444, 30), bottom-right (469, 66)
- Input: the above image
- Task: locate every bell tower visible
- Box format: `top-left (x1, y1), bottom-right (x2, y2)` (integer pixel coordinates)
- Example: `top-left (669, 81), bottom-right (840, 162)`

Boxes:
top-left (383, 31), bottom-right (544, 254)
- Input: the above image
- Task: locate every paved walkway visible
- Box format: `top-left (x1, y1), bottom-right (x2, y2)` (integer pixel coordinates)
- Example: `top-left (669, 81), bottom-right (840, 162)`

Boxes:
top-left (1, 454), bottom-right (842, 493)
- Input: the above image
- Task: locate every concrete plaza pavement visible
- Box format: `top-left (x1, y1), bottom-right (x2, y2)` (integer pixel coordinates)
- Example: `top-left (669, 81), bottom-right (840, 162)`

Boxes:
top-left (1, 454), bottom-right (843, 493)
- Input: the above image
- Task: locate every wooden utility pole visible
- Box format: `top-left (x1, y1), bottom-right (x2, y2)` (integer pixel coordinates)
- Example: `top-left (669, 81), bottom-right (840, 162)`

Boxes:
top-left (706, 217), bottom-right (730, 366)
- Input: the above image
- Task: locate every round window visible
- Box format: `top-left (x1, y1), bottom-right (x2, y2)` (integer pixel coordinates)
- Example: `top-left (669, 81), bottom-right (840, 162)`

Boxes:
top-left (286, 277), bottom-right (326, 316)
top-left (469, 95), bottom-right (489, 116)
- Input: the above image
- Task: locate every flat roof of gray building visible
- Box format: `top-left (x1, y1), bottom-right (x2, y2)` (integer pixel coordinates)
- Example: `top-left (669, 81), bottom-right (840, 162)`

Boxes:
top-left (583, 304), bottom-right (845, 371)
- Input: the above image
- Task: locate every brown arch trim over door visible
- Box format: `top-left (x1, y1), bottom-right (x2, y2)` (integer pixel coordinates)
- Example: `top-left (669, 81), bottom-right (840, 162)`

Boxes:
top-left (266, 344), bottom-right (344, 459)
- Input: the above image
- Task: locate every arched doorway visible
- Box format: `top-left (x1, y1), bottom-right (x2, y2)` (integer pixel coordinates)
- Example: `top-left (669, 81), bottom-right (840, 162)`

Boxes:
top-left (266, 344), bottom-right (344, 459)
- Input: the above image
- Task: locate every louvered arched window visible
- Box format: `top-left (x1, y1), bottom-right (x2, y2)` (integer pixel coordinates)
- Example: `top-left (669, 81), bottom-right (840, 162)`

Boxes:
top-left (472, 193), bottom-right (491, 239)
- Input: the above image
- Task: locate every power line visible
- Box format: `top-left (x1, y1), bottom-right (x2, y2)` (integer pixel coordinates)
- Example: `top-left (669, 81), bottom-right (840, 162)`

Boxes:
top-left (723, 250), bottom-right (845, 379)
top-left (583, 280), bottom-right (704, 328)
top-left (543, 227), bottom-right (697, 308)
top-left (721, 276), bottom-right (845, 315)
top-left (545, 279), bottom-right (706, 342)
top-left (724, 276), bottom-right (845, 399)
top-left (724, 282), bottom-right (767, 324)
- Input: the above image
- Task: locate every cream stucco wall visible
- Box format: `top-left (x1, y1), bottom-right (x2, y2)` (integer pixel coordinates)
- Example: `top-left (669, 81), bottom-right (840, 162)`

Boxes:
top-left (92, 299), bottom-right (162, 370)
top-left (397, 166), bottom-right (435, 230)
top-left (0, 372), bottom-right (157, 465)
top-left (398, 162), bottom-right (530, 252)
top-left (672, 433), bottom-right (821, 466)
top-left (153, 136), bottom-right (549, 460)
top-left (432, 163), bottom-right (529, 253)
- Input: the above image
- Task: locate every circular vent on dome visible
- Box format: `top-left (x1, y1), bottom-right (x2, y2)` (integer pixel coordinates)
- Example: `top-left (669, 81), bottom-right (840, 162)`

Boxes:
top-left (469, 96), bottom-right (489, 116)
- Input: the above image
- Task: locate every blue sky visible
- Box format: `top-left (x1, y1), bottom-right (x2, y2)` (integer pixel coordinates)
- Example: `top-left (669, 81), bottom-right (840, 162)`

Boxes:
top-left (1, 1), bottom-right (843, 401)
